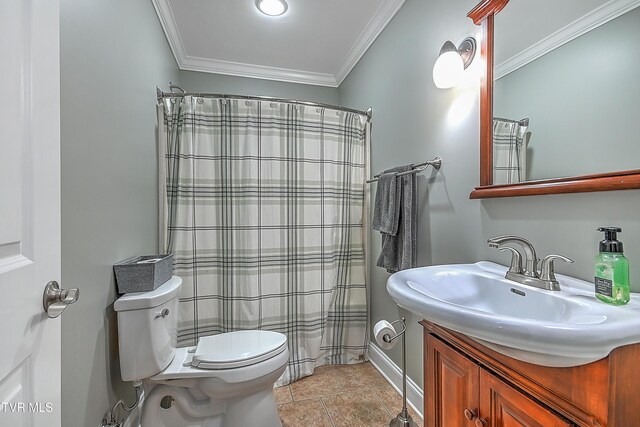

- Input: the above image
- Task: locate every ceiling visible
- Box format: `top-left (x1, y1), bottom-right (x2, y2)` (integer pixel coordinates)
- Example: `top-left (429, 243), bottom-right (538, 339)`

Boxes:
top-left (152, 0), bottom-right (406, 87)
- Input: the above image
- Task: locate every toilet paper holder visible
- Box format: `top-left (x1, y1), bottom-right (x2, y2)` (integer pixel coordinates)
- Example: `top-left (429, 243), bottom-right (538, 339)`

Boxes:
top-left (375, 317), bottom-right (418, 427)
top-left (380, 318), bottom-right (407, 344)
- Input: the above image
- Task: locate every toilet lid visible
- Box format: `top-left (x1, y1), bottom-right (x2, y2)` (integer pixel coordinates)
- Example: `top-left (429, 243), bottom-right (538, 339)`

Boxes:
top-left (191, 330), bottom-right (288, 370)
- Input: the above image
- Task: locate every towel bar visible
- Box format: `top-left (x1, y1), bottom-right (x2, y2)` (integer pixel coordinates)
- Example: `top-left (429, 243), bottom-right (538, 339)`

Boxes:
top-left (367, 156), bottom-right (442, 183)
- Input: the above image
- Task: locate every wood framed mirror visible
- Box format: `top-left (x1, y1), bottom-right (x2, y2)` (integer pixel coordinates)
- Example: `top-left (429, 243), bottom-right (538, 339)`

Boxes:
top-left (467, 0), bottom-right (640, 199)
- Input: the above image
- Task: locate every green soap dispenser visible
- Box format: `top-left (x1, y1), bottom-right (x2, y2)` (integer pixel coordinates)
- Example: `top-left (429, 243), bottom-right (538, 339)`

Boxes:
top-left (594, 227), bottom-right (630, 305)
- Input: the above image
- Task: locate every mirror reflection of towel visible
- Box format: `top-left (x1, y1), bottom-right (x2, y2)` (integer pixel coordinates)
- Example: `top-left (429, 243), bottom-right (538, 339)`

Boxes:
top-left (374, 165), bottom-right (417, 273)
top-left (493, 118), bottom-right (529, 184)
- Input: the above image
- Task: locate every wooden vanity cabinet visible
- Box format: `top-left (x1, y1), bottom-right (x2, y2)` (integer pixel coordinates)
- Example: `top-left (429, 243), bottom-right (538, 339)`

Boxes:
top-left (422, 321), bottom-right (640, 427)
top-left (479, 370), bottom-right (572, 427)
top-left (427, 334), bottom-right (480, 426)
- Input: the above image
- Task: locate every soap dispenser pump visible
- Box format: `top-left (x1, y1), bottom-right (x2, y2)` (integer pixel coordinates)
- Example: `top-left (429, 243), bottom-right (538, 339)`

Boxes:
top-left (594, 227), bottom-right (630, 305)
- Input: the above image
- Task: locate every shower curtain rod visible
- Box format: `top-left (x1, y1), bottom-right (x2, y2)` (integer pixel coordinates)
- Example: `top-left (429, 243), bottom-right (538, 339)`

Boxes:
top-left (156, 84), bottom-right (372, 122)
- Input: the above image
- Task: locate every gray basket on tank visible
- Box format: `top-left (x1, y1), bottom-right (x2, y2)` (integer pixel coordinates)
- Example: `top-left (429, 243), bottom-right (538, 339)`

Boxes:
top-left (114, 254), bottom-right (173, 294)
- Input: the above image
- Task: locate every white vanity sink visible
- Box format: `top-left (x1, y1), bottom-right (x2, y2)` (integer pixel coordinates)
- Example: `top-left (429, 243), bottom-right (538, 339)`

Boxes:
top-left (387, 261), bottom-right (640, 367)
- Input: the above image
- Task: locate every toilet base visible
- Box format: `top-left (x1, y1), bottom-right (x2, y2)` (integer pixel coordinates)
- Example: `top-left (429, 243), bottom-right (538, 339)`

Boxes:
top-left (225, 388), bottom-right (282, 427)
top-left (141, 383), bottom-right (282, 427)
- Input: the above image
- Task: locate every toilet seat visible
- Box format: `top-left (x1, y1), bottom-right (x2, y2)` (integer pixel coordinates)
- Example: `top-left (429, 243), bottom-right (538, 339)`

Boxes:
top-left (192, 330), bottom-right (288, 370)
top-left (150, 330), bottom-right (289, 381)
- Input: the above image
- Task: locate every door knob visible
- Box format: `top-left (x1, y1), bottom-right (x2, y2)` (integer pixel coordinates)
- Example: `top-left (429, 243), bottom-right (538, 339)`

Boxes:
top-left (43, 281), bottom-right (79, 318)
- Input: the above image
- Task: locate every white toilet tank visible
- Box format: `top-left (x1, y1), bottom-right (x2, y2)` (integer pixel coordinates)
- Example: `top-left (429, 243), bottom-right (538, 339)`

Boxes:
top-left (114, 276), bottom-right (182, 381)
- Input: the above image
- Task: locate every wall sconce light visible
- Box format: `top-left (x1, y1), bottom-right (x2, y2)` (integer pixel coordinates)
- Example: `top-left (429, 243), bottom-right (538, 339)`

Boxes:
top-left (432, 37), bottom-right (477, 89)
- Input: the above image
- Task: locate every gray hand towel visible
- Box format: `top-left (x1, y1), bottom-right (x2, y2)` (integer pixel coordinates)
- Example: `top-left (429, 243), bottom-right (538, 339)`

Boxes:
top-left (376, 165), bottom-right (417, 273)
top-left (372, 172), bottom-right (401, 235)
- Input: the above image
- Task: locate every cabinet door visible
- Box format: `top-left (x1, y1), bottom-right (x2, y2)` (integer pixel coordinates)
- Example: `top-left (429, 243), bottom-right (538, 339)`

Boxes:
top-left (479, 370), bottom-right (573, 427)
top-left (426, 334), bottom-right (480, 427)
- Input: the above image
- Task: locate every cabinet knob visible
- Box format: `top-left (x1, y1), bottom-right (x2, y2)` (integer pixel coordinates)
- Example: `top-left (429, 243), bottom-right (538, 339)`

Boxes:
top-left (464, 408), bottom-right (477, 421)
top-left (475, 418), bottom-right (488, 427)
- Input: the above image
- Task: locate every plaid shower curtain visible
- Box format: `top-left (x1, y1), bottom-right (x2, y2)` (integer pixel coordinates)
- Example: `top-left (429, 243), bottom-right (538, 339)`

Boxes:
top-left (493, 117), bottom-right (529, 184)
top-left (157, 96), bottom-right (369, 385)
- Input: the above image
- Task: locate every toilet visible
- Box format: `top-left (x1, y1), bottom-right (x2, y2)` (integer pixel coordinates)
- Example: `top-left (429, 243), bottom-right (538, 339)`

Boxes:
top-left (114, 276), bottom-right (289, 427)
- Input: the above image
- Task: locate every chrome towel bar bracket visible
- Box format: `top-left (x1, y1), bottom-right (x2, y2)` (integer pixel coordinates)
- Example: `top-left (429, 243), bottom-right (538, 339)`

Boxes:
top-left (367, 156), bottom-right (442, 183)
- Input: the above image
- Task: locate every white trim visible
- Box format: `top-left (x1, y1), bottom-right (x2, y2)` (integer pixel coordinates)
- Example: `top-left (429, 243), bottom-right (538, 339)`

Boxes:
top-left (151, 0), bottom-right (186, 69)
top-left (152, 0), bottom-right (405, 87)
top-left (334, 0), bottom-right (406, 85)
top-left (0, 255), bottom-right (32, 274)
top-left (368, 343), bottom-right (424, 420)
top-left (495, 0), bottom-right (640, 80)
top-left (179, 56), bottom-right (338, 87)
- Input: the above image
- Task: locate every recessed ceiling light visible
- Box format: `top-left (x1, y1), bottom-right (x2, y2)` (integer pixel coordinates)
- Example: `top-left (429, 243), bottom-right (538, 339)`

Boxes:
top-left (256, 0), bottom-right (288, 16)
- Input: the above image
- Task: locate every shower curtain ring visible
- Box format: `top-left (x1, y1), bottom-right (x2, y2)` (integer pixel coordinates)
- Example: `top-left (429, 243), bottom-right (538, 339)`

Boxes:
top-left (169, 82), bottom-right (186, 94)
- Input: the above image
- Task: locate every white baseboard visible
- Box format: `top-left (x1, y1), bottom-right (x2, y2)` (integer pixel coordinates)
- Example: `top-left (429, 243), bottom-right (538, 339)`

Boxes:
top-left (368, 343), bottom-right (424, 419)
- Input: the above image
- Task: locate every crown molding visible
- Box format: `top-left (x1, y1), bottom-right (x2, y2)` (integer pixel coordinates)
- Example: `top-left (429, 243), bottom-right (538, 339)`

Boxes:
top-left (179, 56), bottom-right (338, 87)
top-left (334, 0), bottom-right (406, 85)
top-left (153, 0), bottom-right (405, 87)
top-left (151, 0), bottom-right (187, 69)
top-left (495, 0), bottom-right (640, 80)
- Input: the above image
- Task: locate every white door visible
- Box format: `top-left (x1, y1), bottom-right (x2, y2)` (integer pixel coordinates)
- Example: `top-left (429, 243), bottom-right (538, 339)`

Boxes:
top-left (0, 1), bottom-right (62, 426)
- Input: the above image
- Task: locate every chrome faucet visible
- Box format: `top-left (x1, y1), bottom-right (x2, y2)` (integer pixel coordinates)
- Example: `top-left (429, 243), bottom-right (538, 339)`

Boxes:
top-left (488, 235), bottom-right (573, 291)
top-left (488, 235), bottom-right (538, 277)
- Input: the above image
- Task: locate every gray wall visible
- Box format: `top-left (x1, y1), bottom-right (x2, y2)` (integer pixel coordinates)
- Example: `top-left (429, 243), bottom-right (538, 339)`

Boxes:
top-left (60, 0), bottom-right (179, 425)
top-left (60, 4), bottom-right (339, 425)
top-left (494, 6), bottom-right (640, 180)
top-left (59, 0), bottom-right (640, 417)
top-left (178, 70), bottom-right (339, 104)
top-left (339, 0), bottom-right (640, 389)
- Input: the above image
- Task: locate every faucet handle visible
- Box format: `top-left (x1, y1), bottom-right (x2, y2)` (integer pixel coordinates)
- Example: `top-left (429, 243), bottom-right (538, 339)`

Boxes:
top-left (539, 255), bottom-right (574, 282)
top-left (488, 235), bottom-right (538, 278)
top-left (498, 246), bottom-right (523, 274)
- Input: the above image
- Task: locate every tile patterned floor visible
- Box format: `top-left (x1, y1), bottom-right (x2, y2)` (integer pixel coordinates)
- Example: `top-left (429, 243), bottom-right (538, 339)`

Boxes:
top-left (274, 362), bottom-right (423, 427)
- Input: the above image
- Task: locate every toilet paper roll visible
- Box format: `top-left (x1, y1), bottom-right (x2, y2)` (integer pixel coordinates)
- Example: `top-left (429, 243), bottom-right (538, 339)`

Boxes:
top-left (374, 320), bottom-right (397, 350)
